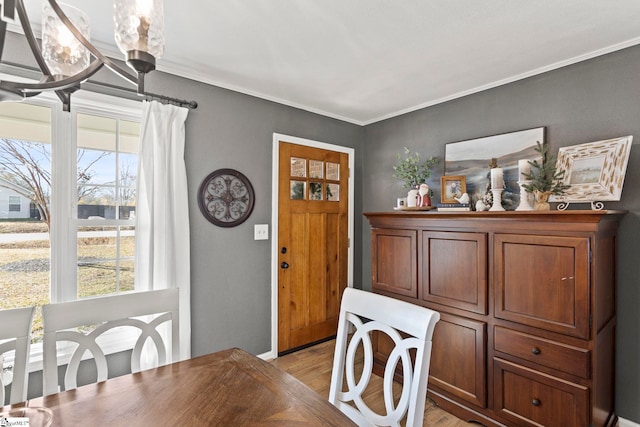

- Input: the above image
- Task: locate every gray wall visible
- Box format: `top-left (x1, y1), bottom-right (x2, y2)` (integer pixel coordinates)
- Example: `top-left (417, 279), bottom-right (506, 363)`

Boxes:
top-left (164, 76), bottom-right (365, 357)
top-left (362, 45), bottom-right (640, 423)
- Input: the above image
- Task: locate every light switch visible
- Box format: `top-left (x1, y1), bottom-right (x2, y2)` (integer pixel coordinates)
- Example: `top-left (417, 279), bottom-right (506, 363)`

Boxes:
top-left (254, 224), bottom-right (269, 240)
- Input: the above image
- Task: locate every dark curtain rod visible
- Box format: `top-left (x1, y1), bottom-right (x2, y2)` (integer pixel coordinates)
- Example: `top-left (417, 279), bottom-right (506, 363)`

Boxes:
top-left (0, 60), bottom-right (198, 109)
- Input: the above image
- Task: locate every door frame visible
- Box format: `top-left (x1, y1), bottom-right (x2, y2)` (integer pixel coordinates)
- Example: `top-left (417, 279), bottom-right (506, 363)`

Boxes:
top-left (268, 133), bottom-right (354, 359)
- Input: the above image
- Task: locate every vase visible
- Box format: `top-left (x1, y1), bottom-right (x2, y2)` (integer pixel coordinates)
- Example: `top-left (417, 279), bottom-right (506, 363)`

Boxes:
top-left (407, 189), bottom-right (419, 207)
top-left (534, 190), bottom-right (552, 211)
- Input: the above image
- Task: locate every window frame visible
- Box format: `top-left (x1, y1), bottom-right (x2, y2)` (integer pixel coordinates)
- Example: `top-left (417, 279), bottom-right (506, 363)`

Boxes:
top-left (0, 90), bottom-right (143, 372)
top-left (8, 195), bottom-right (21, 212)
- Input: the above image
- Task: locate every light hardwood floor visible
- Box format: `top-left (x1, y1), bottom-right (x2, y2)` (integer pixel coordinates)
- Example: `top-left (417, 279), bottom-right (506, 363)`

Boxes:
top-left (270, 339), bottom-right (475, 426)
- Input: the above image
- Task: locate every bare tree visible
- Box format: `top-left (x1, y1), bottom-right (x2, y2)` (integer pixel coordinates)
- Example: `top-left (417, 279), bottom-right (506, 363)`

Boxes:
top-left (0, 139), bottom-right (51, 228)
top-left (0, 138), bottom-right (110, 230)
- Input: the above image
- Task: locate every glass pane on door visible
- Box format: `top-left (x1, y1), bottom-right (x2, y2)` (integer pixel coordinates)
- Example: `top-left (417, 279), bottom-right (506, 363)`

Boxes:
top-left (290, 181), bottom-right (306, 200)
top-left (290, 157), bottom-right (306, 178)
top-left (326, 162), bottom-right (340, 180)
top-left (310, 182), bottom-right (323, 200)
top-left (309, 160), bottom-right (324, 178)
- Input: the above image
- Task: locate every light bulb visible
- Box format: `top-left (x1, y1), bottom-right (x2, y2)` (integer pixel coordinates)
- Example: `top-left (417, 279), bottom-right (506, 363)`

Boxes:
top-left (56, 24), bottom-right (74, 48)
top-left (136, 0), bottom-right (153, 17)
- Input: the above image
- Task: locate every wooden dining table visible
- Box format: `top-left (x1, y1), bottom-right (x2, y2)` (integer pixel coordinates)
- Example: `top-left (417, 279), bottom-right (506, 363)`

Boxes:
top-left (2, 348), bottom-right (356, 426)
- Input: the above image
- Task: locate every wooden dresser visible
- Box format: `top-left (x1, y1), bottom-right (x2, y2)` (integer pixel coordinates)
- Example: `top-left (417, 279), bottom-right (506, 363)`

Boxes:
top-left (364, 210), bottom-right (623, 427)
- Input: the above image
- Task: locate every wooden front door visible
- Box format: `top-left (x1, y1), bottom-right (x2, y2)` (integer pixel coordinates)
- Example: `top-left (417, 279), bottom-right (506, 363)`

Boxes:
top-left (278, 141), bottom-right (349, 354)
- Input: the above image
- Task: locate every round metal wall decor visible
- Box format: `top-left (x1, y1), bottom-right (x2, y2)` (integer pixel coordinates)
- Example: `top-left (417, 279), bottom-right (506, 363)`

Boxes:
top-left (198, 168), bottom-right (255, 227)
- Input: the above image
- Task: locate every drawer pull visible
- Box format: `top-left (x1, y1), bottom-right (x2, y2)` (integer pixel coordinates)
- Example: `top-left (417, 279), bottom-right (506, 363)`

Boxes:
top-left (532, 399), bottom-right (541, 407)
top-left (531, 347), bottom-right (541, 355)
top-left (561, 276), bottom-right (574, 281)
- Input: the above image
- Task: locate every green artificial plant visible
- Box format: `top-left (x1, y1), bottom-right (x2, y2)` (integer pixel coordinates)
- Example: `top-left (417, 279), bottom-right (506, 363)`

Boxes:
top-left (521, 141), bottom-right (570, 195)
top-left (392, 147), bottom-right (438, 189)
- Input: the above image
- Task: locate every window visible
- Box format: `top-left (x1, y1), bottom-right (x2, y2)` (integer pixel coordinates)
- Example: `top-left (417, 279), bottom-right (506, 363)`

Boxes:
top-left (8, 196), bottom-right (20, 212)
top-left (75, 113), bottom-right (139, 297)
top-left (0, 93), bottom-right (141, 360)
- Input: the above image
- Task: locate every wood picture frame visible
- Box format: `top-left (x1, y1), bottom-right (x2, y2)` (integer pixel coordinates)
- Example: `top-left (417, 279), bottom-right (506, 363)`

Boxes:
top-left (551, 135), bottom-right (632, 205)
top-left (441, 175), bottom-right (466, 204)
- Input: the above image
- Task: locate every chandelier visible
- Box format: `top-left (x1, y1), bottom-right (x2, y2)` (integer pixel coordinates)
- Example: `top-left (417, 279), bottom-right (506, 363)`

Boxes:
top-left (0, 0), bottom-right (164, 111)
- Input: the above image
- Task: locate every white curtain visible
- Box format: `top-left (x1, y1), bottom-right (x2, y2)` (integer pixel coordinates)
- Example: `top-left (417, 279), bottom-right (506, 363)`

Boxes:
top-left (135, 100), bottom-right (191, 360)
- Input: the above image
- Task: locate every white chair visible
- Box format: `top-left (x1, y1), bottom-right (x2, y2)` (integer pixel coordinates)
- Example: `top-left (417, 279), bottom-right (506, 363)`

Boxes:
top-left (42, 288), bottom-right (179, 396)
top-left (328, 288), bottom-right (440, 427)
top-left (0, 306), bottom-right (35, 405)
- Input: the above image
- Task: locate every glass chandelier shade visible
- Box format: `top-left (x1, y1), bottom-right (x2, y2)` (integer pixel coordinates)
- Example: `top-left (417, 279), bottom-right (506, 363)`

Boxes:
top-left (0, 0), bottom-right (168, 111)
top-left (113, 0), bottom-right (165, 73)
top-left (41, 3), bottom-right (90, 78)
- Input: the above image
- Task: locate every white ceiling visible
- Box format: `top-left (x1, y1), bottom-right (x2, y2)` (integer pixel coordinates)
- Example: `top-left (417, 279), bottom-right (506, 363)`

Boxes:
top-left (14, 1), bottom-right (640, 125)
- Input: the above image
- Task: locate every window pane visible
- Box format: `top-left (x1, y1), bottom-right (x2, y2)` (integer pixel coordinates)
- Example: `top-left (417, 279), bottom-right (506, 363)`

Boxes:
top-left (0, 103), bottom-right (52, 341)
top-left (0, 102), bottom-right (51, 144)
top-left (77, 149), bottom-right (115, 185)
top-left (76, 115), bottom-right (139, 220)
top-left (77, 186), bottom-right (116, 219)
top-left (119, 120), bottom-right (140, 154)
top-left (290, 157), bottom-right (306, 178)
top-left (309, 160), bottom-right (323, 179)
top-left (0, 230), bottom-right (50, 339)
top-left (290, 181), bottom-right (306, 200)
top-left (77, 226), bottom-right (135, 297)
top-left (77, 114), bottom-right (117, 151)
top-left (327, 184), bottom-right (340, 201)
top-left (76, 112), bottom-right (138, 299)
top-left (310, 182), bottom-right (323, 200)
top-left (326, 162), bottom-right (340, 180)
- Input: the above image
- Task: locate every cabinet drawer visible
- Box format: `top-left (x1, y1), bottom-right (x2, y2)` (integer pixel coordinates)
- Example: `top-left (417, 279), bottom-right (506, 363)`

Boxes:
top-left (494, 358), bottom-right (589, 427)
top-left (495, 327), bottom-right (590, 378)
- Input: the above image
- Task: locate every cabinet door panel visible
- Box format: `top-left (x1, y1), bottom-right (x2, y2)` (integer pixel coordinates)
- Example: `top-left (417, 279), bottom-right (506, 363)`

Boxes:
top-left (422, 231), bottom-right (487, 314)
top-left (494, 358), bottom-right (588, 427)
top-left (494, 234), bottom-right (589, 338)
top-left (371, 229), bottom-right (417, 297)
top-left (429, 313), bottom-right (487, 408)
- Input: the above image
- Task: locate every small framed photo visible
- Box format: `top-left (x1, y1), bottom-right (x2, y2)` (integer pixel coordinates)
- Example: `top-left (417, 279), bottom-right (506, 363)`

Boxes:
top-left (441, 175), bottom-right (466, 204)
top-left (551, 135), bottom-right (632, 203)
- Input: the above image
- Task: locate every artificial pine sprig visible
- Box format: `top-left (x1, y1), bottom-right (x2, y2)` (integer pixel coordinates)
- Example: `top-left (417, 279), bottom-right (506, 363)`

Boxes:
top-left (521, 141), bottom-right (570, 195)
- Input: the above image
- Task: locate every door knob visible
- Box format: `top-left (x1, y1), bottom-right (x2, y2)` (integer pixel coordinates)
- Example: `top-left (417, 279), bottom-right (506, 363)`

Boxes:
top-left (281, 262), bottom-right (289, 269)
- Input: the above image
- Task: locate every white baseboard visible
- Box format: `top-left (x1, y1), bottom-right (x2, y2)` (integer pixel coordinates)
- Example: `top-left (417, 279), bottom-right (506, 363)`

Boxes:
top-left (257, 350), bottom-right (276, 361)
top-left (619, 417), bottom-right (640, 427)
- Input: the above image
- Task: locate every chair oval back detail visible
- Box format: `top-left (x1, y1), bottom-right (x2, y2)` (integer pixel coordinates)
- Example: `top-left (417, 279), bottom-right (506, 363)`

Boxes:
top-left (42, 288), bottom-right (179, 396)
top-left (328, 288), bottom-right (440, 427)
top-left (0, 306), bottom-right (36, 405)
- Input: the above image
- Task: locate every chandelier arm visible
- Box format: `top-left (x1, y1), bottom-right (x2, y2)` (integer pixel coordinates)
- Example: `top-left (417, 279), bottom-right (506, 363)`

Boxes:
top-left (54, 90), bottom-right (68, 108)
top-left (0, 60), bottom-right (104, 92)
top-left (46, 0), bottom-right (138, 86)
top-left (16, 0), bottom-right (54, 78)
